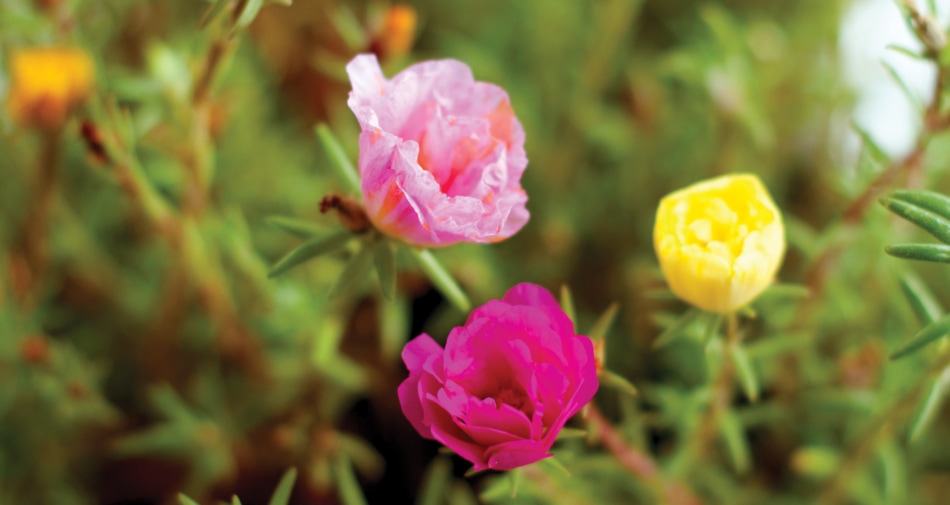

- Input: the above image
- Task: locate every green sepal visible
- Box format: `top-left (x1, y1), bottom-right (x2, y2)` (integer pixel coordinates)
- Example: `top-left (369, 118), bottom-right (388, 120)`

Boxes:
top-left (508, 468), bottom-right (522, 498)
top-left (702, 312), bottom-right (723, 347)
top-left (757, 283), bottom-right (812, 302)
top-left (539, 456), bottom-right (571, 477)
top-left (891, 313), bottom-right (950, 360)
top-left (232, 0), bottom-right (264, 33)
top-left (330, 6), bottom-right (369, 50)
top-left (333, 454), bottom-right (369, 505)
top-left (417, 456), bottom-right (452, 505)
top-left (653, 308), bottom-right (702, 348)
top-left (232, 496), bottom-right (243, 505)
top-left (265, 215), bottom-right (329, 239)
top-left (329, 243), bottom-right (375, 299)
top-left (268, 231), bottom-right (353, 278)
top-left (463, 465), bottom-right (485, 478)
top-left (717, 408), bottom-right (750, 474)
top-left (559, 285), bottom-right (577, 326)
top-left (587, 302), bottom-right (619, 342)
top-left (885, 243), bottom-right (950, 263)
top-left (373, 239), bottom-right (398, 300)
top-left (409, 248), bottom-right (471, 312)
top-left (599, 369), bottom-right (638, 396)
top-left (337, 433), bottom-right (384, 479)
top-left (316, 123), bottom-right (361, 194)
top-left (478, 475), bottom-right (510, 501)
top-left (267, 468), bottom-right (297, 505)
top-left (730, 343), bottom-right (759, 402)
top-left (880, 196), bottom-right (950, 244)
top-left (178, 494), bottom-right (201, 505)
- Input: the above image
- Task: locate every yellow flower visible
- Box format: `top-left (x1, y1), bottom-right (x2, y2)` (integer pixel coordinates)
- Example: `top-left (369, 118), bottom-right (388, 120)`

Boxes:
top-left (6, 47), bottom-right (95, 129)
top-left (654, 173), bottom-right (785, 313)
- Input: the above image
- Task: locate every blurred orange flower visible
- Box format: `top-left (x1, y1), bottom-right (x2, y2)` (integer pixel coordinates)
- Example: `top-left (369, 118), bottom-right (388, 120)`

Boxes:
top-left (377, 5), bottom-right (417, 59)
top-left (6, 47), bottom-right (95, 129)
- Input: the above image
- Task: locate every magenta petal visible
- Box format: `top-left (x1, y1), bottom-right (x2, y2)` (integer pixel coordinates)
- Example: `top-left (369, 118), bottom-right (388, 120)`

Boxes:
top-left (485, 440), bottom-right (551, 471)
top-left (397, 373), bottom-right (433, 439)
top-left (531, 363), bottom-right (570, 427)
top-left (402, 333), bottom-right (443, 372)
top-left (502, 283), bottom-right (562, 311)
top-left (542, 338), bottom-right (599, 446)
top-left (423, 395), bottom-right (489, 469)
top-left (466, 398), bottom-right (533, 440)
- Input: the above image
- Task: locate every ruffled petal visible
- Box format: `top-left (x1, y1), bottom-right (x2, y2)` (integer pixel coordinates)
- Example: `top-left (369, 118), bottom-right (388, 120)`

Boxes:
top-left (484, 439), bottom-right (551, 471)
top-left (345, 53), bottom-right (530, 248)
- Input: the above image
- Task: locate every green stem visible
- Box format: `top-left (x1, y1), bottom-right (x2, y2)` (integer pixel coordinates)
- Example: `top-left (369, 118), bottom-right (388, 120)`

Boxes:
top-left (409, 248), bottom-right (471, 313)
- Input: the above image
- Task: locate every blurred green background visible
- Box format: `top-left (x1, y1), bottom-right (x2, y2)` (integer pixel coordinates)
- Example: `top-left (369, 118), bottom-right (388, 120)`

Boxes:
top-left (3, 0), bottom-right (950, 503)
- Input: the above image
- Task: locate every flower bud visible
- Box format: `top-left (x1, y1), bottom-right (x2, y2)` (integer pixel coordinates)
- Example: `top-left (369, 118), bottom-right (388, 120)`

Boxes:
top-left (6, 47), bottom-right (95, 130)
top-left (653, 173), bottom-right (785, 313)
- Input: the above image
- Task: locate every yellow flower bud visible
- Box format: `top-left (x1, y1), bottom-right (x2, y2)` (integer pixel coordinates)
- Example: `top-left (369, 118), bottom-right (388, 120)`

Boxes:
top-left (653, 173), bottom-right (785, 313)
top-left (6, 47), bottom-right (95, 129)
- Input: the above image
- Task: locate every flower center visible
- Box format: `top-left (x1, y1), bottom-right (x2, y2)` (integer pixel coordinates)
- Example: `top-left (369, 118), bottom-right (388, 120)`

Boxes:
top-left (492, 382), bottom-right (530, 415)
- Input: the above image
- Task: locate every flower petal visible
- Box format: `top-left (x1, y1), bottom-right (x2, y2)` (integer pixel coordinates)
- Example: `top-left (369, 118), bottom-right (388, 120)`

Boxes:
top-left (485, 439), bottom-right (551, 471)
top-left (397, 373), bottom-right (433, 439)
top-left (402, 333), bottom-right (443, 372)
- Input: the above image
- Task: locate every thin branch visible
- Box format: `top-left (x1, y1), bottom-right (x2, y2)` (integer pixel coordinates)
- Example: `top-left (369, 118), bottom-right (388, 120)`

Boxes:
top-left (586, 403), bottom-right (704, 505)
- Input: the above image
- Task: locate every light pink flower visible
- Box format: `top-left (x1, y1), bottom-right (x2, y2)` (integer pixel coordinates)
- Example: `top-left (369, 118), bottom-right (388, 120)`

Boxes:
top-left (397, 283), bottom-right (599, 471)
top-left (346, 54), bottom-right (529, 247)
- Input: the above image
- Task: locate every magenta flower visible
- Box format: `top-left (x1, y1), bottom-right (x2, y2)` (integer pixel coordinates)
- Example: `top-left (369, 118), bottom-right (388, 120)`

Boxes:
top-left (397, 283), bottom-right (599, 471)
top-left (346, 54), bottom-right (529, 248)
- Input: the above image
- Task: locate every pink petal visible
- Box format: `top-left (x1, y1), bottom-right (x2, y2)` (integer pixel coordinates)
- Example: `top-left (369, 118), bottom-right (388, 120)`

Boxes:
top-left (541, 336), bottom-right (599, 446)
top-left (502, 283), bottom-right (561, 311)
top-left (397, 373), bottom-right (433, 439)
top-left (345, 53), bottom-right (530, 247)
top-left (422, 391), bottom-right (489, 469)
top-left (530, 363), bottom-right (570, 427)
top-left (346, 54), bottom-right (387, 115)
top-left (401, 333), bottom-right (443, 373)
top-left (484, 440), bottom-right (551, 471)
top-left (466, 397), bottom-right (533, 440)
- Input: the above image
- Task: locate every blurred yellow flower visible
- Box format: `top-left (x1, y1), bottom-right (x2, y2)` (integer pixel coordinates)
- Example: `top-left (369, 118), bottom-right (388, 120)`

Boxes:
top-left (6, 47), bottom-right (95, 129)
top-left (654, 173), bottom-right (785, 313)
